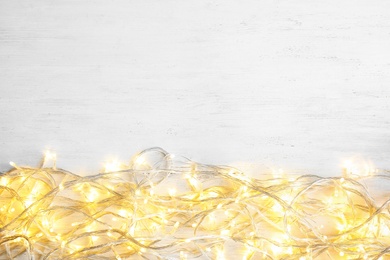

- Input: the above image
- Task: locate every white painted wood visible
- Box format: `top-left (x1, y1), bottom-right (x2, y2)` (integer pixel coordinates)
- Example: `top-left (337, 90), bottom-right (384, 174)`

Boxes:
top-left (1, 0), bottom-right (390, 176)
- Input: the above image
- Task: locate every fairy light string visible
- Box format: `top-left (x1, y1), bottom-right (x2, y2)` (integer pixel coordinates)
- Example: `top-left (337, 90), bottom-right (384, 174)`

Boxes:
top-left (0, 148), bottom-right (389, 259)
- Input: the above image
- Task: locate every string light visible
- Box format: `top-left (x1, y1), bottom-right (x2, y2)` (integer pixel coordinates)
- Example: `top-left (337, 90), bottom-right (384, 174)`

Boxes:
top-left (0, 148), bottom-right (390, 259)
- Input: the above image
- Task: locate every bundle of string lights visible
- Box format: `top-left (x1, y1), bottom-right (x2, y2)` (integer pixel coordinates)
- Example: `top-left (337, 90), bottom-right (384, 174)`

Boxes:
top-left (1, 148), bottom-right (390, 259)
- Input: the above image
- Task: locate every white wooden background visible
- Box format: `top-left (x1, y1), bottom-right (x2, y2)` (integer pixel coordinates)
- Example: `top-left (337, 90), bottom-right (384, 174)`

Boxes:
top-left (1, 0), bottom-right (390, 177)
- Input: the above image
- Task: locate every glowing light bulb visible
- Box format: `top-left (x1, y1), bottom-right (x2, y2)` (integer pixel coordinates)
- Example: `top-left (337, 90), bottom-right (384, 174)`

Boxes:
top-left (343, 160), bottom-right (354, 174)
top-left (281, 194), bottom-right (293, 204)
top-left (42, 150), bottom-right (57, 168)
top-left (220, 229), bottom-right (229, 236)
top-left (337, 222), bottom-right (347, 233)
top-left (216, 249), bottom-right (225, 260)
top-left (0, 177), bottom-right (8, 186)
top-left (272, 168), bottom-right (284, 178)
top-left (86, 189), bottom-right (99, 202)
top-left (129, 225), bottom-right (135, 236)
top-left (271, 244), bottom-right (282, 256)
top-left (272, 202), bottom-right (283, 213)
top-left (118, 209), bottom-right (128, 218)
top-left (168, 188), bottom-right (177, 197)
top-left (24, 196), bottom-right (34, 207)
top-left (9, 161), bottom-right (17, 168)
top-left (135, 156), bottom-right (145, 165)
top-left (342, 158), bottom-right (376, 177)
top-left (45, 150), bottom-right (56, 160)
top-left (104, 159), bottom-right (122, 173)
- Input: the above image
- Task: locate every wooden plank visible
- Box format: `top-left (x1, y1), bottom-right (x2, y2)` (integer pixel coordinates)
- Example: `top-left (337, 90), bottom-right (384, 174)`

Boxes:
top-left (1, 0), bottom-right (390, 176)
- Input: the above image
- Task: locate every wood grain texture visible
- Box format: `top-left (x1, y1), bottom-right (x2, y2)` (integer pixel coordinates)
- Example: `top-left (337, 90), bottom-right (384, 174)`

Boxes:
top-left (1, 0), bottom-right (390, 176)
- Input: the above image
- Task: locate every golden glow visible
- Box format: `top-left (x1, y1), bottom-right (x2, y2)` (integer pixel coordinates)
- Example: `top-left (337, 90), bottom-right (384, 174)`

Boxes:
top-left (168, 188), bottom-right (177, 197)
top-left (342, 157), bottom-right (376, 177)
top-left (42, 150), bottom-right (57, 169)
top-left (104, 159), bottom-right (122, 173)
top-left (0, 148), bottom-right (389, 259)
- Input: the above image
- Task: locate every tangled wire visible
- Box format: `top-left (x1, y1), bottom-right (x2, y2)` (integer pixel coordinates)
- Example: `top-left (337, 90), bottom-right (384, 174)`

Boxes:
top-left (0, 148), bottom-right (390, 259)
